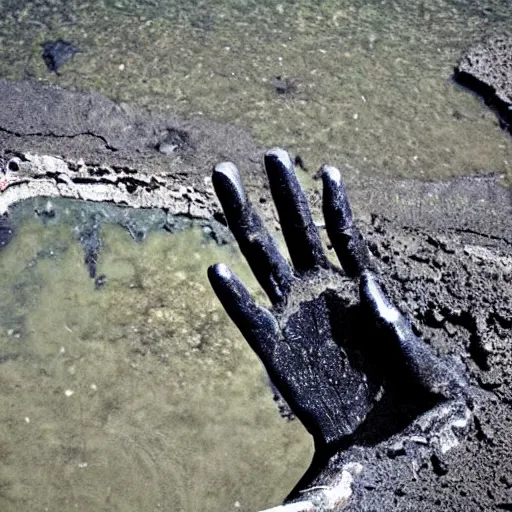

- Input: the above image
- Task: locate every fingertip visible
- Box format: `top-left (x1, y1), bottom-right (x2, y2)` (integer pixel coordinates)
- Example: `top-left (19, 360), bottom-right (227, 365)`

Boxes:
top-left (320, 164), bottom-right (342, 186)
top-left (207, 263), bottom-right (249, 311)
top-left (207, 262), bottom-right (233, 283)
top-left (213, 162), bottom-right (242, 189)
top-left (212, 162), bottom-right (247, 208)
top-left (208, 261), bottom-right (230, 275)
top-left (264, 147), bottom-right (294, 174)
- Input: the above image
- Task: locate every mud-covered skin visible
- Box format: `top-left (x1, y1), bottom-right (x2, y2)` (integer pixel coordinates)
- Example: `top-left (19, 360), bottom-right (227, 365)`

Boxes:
top-left (208, 148), bottom-right (476, 510)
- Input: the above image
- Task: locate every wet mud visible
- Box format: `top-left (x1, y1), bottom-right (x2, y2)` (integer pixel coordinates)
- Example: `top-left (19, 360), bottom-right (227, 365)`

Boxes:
top-left (0, 78), bottom-right (510, 510)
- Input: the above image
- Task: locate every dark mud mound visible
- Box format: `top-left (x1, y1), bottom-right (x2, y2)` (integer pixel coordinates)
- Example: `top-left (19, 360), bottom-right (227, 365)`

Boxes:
top-left (41, 40), bottom-right (80, 74)
top-left (455, 36), bottom-right (512, 133)
top-left (0, 78), bottom-right (260, 181)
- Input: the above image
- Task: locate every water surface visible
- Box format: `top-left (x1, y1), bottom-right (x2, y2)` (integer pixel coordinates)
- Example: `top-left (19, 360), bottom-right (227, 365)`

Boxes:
top-left (0, 199), bottom-right (313, 511)
top-left (0, 0), bottom-right (510, 181)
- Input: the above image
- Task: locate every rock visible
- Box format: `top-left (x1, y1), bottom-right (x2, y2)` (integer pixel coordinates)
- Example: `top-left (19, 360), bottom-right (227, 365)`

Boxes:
top-left (94, 274), bottom-right (107, 290)
top-left (273, 76), bottom-right (296, 95)
top-left (35, 200), bottom-right (56, 222)
top-left (154, 127), bottom-right (191, 156)
top-left (41, 40), bottom-right (80, 73)
top-left (454, 36), bottom-right (512, 133)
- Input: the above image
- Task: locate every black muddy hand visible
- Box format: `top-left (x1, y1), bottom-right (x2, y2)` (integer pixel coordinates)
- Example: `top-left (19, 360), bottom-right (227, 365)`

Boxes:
top-left (208, 148), bottom-right (467, 452)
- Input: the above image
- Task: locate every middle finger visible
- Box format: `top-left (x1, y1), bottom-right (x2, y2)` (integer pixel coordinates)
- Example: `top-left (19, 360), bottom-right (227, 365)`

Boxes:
top-left (264, 147), bottom-right (329, 273)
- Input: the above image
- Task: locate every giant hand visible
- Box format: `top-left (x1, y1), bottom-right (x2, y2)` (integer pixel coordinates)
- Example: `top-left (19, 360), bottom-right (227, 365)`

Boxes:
top-left (208, 148), bottom-right (467, 456)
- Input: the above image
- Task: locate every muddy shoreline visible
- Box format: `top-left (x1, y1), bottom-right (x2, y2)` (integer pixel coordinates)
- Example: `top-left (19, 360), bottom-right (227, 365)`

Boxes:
top-left (0, 78), bottom-right (511, 511)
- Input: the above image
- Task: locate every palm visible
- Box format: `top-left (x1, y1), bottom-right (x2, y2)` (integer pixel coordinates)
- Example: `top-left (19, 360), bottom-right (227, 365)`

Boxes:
top-left (269, 272), bottom-right (383, 445)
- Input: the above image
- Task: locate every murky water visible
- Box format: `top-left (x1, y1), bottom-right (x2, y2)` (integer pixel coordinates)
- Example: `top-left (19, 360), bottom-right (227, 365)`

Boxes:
top-left (0, 198), bottom-right (313, 511)
top-left (0, 0), bottom-right (511, 181)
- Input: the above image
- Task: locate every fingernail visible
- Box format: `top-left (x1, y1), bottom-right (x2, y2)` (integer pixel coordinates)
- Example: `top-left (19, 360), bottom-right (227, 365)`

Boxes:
top-left (208, 262), bottom-right (233, 282)
top-left (321, 165), bottom-right (342, 185)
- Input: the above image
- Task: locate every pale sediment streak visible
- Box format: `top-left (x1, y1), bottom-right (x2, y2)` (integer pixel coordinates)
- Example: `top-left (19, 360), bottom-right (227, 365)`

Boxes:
top-left (0, 153), bottom-right (216, 218)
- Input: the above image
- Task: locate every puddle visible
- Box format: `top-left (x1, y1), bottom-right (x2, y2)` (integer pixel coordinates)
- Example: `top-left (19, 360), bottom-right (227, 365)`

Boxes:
top-left (0, 0), bottom-right (511, 182)
top-left (0, 198), bottom-right (313, 511)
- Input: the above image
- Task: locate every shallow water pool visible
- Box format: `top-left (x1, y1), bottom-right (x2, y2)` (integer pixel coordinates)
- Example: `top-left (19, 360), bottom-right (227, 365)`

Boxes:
top-left (0, 198), bottom-right (313, 511)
